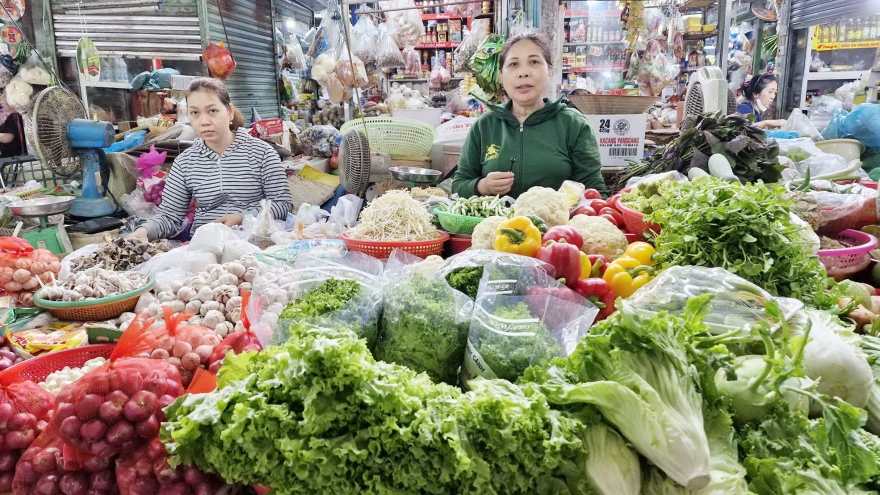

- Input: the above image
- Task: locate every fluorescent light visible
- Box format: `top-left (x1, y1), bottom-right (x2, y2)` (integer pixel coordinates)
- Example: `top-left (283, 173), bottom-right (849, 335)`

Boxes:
top-left (285, 19), bottom-right (296, 29)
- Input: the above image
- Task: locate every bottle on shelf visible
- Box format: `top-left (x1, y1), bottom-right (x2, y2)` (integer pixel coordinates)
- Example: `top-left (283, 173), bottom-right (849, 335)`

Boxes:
top-left (846, 19), bottom-right (856, 41)
top-left (830, 21), bottom-right (839, 42)
top-left (862, 17), bottom-right (871, 40)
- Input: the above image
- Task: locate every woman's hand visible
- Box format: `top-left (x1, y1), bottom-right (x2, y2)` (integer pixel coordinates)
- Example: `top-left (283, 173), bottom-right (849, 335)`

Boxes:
top-left (477, 172), bottom-right (515, 196)
top-left (127, 227), bottom-right (149, 241)
top-left (756, 119), bottom-right (787, 129)
top-left (213, 213), bottom-right (243, 227)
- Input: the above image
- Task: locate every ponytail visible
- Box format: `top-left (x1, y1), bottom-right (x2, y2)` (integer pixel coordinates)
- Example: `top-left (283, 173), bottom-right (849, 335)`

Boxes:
top-left (229, 105), bottom-right (245, 130)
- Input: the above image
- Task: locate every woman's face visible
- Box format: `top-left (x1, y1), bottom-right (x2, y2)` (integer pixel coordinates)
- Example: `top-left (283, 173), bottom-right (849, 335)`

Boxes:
top-left (758, 80), bottom-right (778, 108)
top-left (500, 39), bottom-right (551, 107)
top-left (187, 90), bottom-right (232, 143)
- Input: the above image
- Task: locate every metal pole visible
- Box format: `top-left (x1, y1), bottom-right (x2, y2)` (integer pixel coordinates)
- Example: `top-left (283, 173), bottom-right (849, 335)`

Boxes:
top-left (717, 0), bottom-right (731, 74)
top-left (775, 0), bottom-right (791, 116)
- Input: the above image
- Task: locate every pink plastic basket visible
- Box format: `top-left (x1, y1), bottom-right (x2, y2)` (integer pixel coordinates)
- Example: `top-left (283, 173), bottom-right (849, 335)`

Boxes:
top-left (818, 229), bottom-right (877, 281)
top-left (1, 344), bottom-right (115, 384)
top-left (618, 188), bottom-right (661, 241)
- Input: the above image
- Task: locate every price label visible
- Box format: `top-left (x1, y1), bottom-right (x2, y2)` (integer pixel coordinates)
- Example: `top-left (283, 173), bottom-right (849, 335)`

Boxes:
top-left (588, 45), bottom-right (603, 57)
top-left (585, 114), bottom-right (646, 166)
top-left (1, 25), bottom-right (21, 45)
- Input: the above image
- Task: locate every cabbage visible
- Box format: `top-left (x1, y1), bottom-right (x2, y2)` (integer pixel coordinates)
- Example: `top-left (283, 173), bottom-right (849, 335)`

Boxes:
top-left (581, 422), bottom-right (640, 495)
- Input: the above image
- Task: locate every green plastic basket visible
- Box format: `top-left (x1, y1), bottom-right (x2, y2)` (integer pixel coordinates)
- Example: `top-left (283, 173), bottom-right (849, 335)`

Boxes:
top-left (435, 209), bottom-right (486, 235)
top-left (33, 275), bottom-right (155, 321)
top-left (340, 117), bottom-right (437, 157)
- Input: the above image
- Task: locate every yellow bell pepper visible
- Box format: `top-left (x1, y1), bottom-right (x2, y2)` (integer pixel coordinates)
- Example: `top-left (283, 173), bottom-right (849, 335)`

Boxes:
top-left (579, 252), bottom-right (592, 280)
top-left (494, 216), bottom-right (543, 257)
top-left (603, 256), bottom-right (656, 298)
top-left (623, 242), bottom-right (656, 266)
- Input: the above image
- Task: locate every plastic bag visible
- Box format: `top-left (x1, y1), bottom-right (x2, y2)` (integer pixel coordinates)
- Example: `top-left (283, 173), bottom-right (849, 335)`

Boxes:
top-left (402, 45), bottom-right (421, 76)
top-left (51, 355), bottom-right (184, 458)
top-left (781, 109), bottom-right (823, 140)
top-left (5, 77), bottom-right (32, 112)
top-left (0, 238), bottom-right (60, 307)
top-left (203, 41), bottom-right (236, 80)
top-left (454, 21), bottom-right (489, 73)
top-left (377, 24), bottom-right (405, 70)
top-left (119, 190), bottom-right (157, 220)
top-left (376, 271), bottom-right (473, 384)
top-left (189, 223), bottom-right (245, 257)
top-left (11, 428), bottom-right (118, 495)
top-left (835, 81), bottom-right (858, 111)
top-left (120, 309), bottom-right (222, 388)
top-left (823, 109), bottom-right (848, 140)
top-left (810, 189), bottom-right (879, 234)
top-left (116, 438), bottom-right (229, 495)
top-left (136, 246), bottom-right (220, 293)
top-left (287, 35), bottom-right (307, 71)
top-left (434, 116), bottom-right (477, 144)
top-left (382, 0), bottom-right (424, 47)
top-left (0, 449), bottom-right (18, 492)
top-left (352, 15), bottom-right (380, 74)
top-left (461, 261), bottom-right (597, 385)
top-left (307, 11), bottom-right (342, 63)
top-left (135, 145), bottom-right (167, 179)
top-left (839, 103), bottom-right (880, 148)
top-left (299, 125), bottom-right (340, 157)
top-left (335, 51), bottom-right (369, 88)
top-left (17, 53), bottom-right (50, 86)
top-left (249, 251), bottom-right (384, 348)
top-left (0, 373), bottom-right (54, 456)
top-left (627, 265), bottom-right (803, 337)
top-left (207, 290), bottom-right (261, 373)
top-left (434, 249), bottom-right (553, 300)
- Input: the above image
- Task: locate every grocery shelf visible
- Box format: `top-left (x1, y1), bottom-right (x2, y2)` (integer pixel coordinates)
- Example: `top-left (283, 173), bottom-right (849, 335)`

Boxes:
top-left (415, 42), bottom-right (461, 49)
top-left (683, 31), bottom-right (718, 41)
top-left (813, 40), bottom-right (880, 51)
top-left (421, 13), bottom-right (468, 20)
top-left (805, 70), bottom-right (869, 81)
top-left (679, 0), bottom-right (717, 10)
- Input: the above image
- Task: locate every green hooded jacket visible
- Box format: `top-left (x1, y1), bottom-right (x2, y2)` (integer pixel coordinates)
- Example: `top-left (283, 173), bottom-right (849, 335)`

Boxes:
top-left (451, 97), bottom-right (606, 199)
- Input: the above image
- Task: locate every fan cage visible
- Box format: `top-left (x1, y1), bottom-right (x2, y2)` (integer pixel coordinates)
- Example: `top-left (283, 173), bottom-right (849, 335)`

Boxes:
top-left (340, 130), bottom-right (371, 194)
top-left (685, 82), bottom-right (705, 118)
top-left (29, 87), bottom-right (87, 177)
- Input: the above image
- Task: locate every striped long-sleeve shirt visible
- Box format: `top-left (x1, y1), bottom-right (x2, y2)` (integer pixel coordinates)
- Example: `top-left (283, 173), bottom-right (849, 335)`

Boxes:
top-left (142, 128), bottom-right (293, 240)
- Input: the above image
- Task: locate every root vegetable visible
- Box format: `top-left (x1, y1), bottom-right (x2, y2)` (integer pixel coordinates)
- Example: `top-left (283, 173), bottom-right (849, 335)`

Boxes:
top-left (151, 348), bottom-right (170, 360)
top-left (4, 281), bottom-right (22, 292)
top-left (180, 353), bottom-right (200, 371)
top-left (171, 341), bottom-right (192, 359)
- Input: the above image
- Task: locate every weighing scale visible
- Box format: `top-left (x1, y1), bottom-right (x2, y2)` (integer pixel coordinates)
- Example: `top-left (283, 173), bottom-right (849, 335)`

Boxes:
top-left (8, 197), bottom-right (75, 255)
top-left (389, 167), bottom-right (443, 188)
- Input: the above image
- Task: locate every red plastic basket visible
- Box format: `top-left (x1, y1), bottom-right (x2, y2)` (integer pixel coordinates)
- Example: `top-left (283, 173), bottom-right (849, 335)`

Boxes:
top-left (818, 229), bottom-right (878, 281)
top-left (340, 231), bottom-right (450, 259)
top-left (445, 233), bottom-right (472, 257)
top-left (617, 188), bottom-right (661, 241)
top-left (1, 344), bottom-right (115, 384)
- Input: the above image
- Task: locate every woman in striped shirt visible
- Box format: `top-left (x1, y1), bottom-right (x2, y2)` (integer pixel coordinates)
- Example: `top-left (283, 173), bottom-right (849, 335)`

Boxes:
top-left (130, 78), bottom-right (293, 241)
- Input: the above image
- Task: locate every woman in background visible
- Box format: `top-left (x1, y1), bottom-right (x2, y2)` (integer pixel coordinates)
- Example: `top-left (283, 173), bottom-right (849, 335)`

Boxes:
top-left (737, 73), bottom-right (787, 129)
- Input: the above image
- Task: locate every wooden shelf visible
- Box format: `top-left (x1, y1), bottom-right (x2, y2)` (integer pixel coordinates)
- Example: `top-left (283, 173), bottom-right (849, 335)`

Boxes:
top-left (414, 42), bottom-right (460, 49)
top-left (679, 0), bottom-right (716, 10)
top-left (683, 31), bottom-right (718, 41)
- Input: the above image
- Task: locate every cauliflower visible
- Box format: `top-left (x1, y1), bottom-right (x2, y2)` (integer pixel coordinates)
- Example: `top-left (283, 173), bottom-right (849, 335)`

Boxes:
top-left (410, 255), bottom-right (445, 278)
top-left (470, 216), bottom-right (507, 250)
top-left (513, 187), bottom-right (569, 227)
top-left (568, 215), bottom-right (628, 260)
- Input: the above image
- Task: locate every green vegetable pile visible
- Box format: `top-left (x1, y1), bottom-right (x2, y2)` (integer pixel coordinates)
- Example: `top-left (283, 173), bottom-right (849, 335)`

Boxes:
top-left (616, 113), bottom-right (782, 191)
top-left (161, 325), bottom-right (588, 495)
top-left (470, 303), bottom-right (562, 382)
top-left (278, 278), bottom-right (379, 347)
top-left (438, 195), bottom-right (511, 218)
top-left (782, 147), bottom-right (811, 163)
top-left (647, 177), bottom-right (833, 307)
top-left (469, 34), bottom-right (505, 97)
top-left (620, 179), bottom-right (678, 215)
top-left (376, 274), bottom-right (471, 384)
top-left (445, 266), bottom-right (484, 300)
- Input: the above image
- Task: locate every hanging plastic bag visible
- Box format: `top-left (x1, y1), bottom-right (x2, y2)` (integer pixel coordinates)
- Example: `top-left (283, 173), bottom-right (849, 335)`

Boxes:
top-left (248, 251), bottom-right (384, 348)
top-left (307, 10), bottom-right (342, 63)
top-left (627, 265), bottom-right (803, 338)
top-left (352, 15), bottom-right (380, 74)
top-left (461, 261), bottom-right (597, 385)
top-left (116, 438), bottom-right (230, 495)
top-left (203, 41), bottom-right (236, 80)
top-left (402, 45), bottom-right (421, 77)
top-left (50, 325), bottom-right (185, 458)
top-left (11, 428), bottom-right (118, 495)
top-left (286, 35), bottom-right (307, 71)
top-left (17, 52), bottom-right (50, 86)
top-left (376, 270), bottom-right (473, 384)
top-left (382, 0), bottom-right (424, 47)
top-left (469, 34), bottom-right (505, 96)
top-left (335, 51), bottom-right (369, 88)
top-left (377, 24), bottom-right (405, 70)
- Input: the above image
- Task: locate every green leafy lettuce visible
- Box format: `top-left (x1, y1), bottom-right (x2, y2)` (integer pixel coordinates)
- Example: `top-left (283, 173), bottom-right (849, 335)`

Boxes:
top-left (161, 325), bottom-right (588, 495)
top-left (376, 274), bottom-right (472, 384)
top-left (445, 266), bottom-right (484, 300)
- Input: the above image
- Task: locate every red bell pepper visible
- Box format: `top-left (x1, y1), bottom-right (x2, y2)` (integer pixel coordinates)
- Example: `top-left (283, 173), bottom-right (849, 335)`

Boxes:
top-left (542, 226), bottom-right (584, 250)
top-left (526, 285), bottom-right (580, 328)
top-left (586, 254), bottom-right (612, 278)
top-left (535, 239), bottom-right (582, 288)
top-left (573, 278), bottom-right (617, 321)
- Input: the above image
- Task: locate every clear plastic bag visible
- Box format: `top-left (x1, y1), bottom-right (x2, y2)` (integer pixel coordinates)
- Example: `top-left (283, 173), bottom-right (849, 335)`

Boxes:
top-left (116, 438), bottom-right (229, 495)
top-left (839, 103), bottom-right (880, 148)
top-left (377, 24), bottom-right (405, 70)
top-left (11, 429), bottom-right (118, 495)
top-left (248, 251), bottom-right (384, 348)
top-left (461, 261), bottom-right (597, 385)
top-left (119, 190), bottom-right (157, 219)
top-left (434, 249), bottom-right (553, 300)
top-left (335, 51), bottom-right (369, 88)
top-left (382, 0), bottom-right (424, 47)
top-left (402, 45), bottom-right (421, 76)
top-left (352, 15), bottom-right (380, 74)
top-left (781, 109), bottom-right (823, 140)
top-left (307, 11), bottom-right (342, 63)
top-left (627, 265), bottom-right (804, 337)
top-left (376, 271), bottom-right (473, 384)
top-left (810, 189), bottom-right (879, 234)
top-left (287, 35), bottom-right (307, 71)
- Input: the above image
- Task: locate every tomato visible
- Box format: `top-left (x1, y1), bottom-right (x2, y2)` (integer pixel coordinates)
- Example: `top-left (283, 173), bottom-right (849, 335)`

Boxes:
top-left (599, 213), bottom-right (620, 227)
top-left (599, 207), bottom-right (623, 225)
top-left (570, 205), bottom-right (597, 218)
top-left (607, 194), bottom-right (622, 210)
top-left (589, 199), bottom-right (608, 211)
top-left (583, 189), bottom-right (602, 200)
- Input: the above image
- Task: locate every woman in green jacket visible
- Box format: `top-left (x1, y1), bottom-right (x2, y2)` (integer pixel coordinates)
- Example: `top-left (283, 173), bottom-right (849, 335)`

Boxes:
top-left (452, 32), bottom-right (606, 198)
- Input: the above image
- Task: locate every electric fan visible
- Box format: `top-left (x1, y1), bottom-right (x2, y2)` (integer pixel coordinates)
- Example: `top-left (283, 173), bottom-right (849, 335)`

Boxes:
top-left (338, 130), bottom-right (392, 195)
top-left (28, 87), bottom-right (116, 218)
top-left (685, 66), bottom-right (730, 118)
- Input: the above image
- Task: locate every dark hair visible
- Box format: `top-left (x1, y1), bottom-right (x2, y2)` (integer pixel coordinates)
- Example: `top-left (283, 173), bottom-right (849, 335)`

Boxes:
top-left (187, 77), bottom-right (246, 130)
top-left (743, 73), bottom-right (777, 102)
top-left (499, 32), bottom-right (553, 69)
